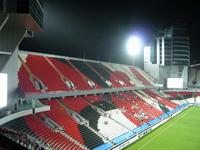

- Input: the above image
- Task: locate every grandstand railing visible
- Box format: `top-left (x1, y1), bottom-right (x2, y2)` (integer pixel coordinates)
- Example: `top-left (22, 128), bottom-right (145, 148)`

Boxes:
top-left (24, 85), bottom-right (158, 100)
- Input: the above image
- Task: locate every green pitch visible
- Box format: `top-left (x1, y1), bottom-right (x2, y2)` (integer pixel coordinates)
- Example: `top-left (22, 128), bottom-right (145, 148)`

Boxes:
top-left (124, 106), bottom-right (200, 150)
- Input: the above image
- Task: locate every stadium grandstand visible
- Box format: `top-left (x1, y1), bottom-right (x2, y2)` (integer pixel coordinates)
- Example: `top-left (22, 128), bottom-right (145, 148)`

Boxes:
top-left (1, 0), bottom-right (200, 150)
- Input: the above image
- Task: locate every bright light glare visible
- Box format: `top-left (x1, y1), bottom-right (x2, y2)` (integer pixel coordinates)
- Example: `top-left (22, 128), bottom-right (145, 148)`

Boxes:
top-left (127, 36), bottom-right (142, 56)
top-left (167, 78), bottom-right (183, 89)
top-left (0, 73), bottom-right (7, 108)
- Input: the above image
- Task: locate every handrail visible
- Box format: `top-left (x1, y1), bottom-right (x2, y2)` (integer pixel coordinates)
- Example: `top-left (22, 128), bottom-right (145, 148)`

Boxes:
top-left (24, 85), bottom-right (157, 100)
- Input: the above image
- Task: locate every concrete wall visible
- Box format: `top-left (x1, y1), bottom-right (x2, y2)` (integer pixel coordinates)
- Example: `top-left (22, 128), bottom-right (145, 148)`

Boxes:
top-left (1, 48), bottom-right (19, 111)
top-left (159, 65), bottom-right (188, 89)
top-left (188, 67), bottom-right (200, 87)
top-left (0, 29), bottom-right (26, 53)
top-left (144, 63), bottom-right (160, 81)
top-left (181, 66), bottom-right (188, 88)
top-left (144, 65), bottom-right (188, 89)
top-left (0, 29), bottom-right (26, 111)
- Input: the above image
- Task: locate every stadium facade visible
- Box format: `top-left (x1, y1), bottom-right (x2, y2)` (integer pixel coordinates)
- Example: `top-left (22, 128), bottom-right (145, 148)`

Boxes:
top-left (1, 1), bottom-right (200, 149)
top-left (144, 24), bottom-right (190, 89)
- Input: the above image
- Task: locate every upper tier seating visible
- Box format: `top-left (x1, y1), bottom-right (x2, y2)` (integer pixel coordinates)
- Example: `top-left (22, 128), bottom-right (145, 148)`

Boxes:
top-left (102, 63), bottom-right (142, 86)
top-left (46, 57), bottom-right (93, 90)
top-left (25, 55), bottom-right (70, 91)
top-left (18, 53), bottom-right (153, 93)
top-left (129, 66), bottom-right (151, 85)
top-left (89, 62), bottom-right (133, 88)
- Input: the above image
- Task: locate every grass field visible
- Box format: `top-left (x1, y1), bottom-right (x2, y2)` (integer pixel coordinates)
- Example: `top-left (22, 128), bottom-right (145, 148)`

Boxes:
top-left (124, 106), bottom-right (200, 150)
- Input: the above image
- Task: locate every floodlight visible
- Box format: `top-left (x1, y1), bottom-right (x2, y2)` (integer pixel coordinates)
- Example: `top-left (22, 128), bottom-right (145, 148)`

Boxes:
top-left (126, 36), bottom-right (142, 56)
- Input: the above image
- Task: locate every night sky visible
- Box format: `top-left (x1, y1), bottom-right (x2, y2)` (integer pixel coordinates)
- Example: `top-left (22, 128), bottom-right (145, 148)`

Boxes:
top-left (20, 0), bottom-right (200, 66)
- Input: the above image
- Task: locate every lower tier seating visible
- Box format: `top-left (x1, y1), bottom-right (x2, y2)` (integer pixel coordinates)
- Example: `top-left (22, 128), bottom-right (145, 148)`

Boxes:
top-left (2, 115), bottom-right (83, 150)
top-left (1, 91), bottom-right (181, 149)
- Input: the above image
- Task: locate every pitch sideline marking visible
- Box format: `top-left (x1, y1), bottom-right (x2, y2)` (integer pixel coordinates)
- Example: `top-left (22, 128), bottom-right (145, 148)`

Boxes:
top-left (136, 107), bottom-right (195, 150)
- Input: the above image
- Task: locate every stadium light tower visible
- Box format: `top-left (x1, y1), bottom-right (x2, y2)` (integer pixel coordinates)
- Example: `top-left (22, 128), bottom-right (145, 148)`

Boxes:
top-left (126, 36), bottom-right (143, 65)
top-left (126, 36), bottom-right (142, 56)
